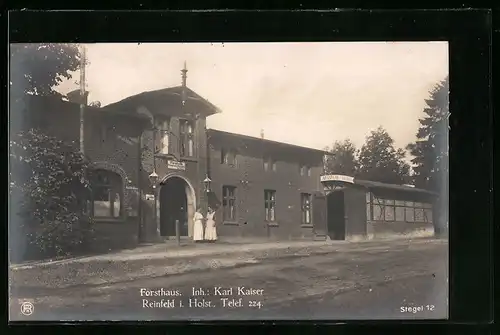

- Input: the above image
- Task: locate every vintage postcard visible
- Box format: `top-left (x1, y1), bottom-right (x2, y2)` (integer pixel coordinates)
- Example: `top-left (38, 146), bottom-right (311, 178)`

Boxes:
top-left (9, 42), bottom-right (449, 321)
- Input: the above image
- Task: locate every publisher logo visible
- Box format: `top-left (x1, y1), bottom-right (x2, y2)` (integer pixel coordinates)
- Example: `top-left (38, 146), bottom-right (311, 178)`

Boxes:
top-left (20, 301), bottom-right (34, 316)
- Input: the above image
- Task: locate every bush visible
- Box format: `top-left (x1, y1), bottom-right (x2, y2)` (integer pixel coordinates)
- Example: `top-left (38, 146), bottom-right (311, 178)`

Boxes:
top-left (9, 128), bottom-right (96, 261)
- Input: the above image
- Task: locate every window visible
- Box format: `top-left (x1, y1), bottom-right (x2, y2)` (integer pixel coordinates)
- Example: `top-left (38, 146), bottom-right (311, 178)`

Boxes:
top-left (222, 186), bottom-right (237, 222)
top-left (395, 206), bottom-right (405, 221)
top-left (299, 165), bottom-right (311, 177)
top-left (301, 193), bottom-right (312, 225)
top-left (264, 190), bottom-right (276, 222)
top-left (180, 120), bottom-right (194, 157)
top-left (366, 192), bottom-right (372, 220)
top-left (155, 119), bottom-right (170, 154)
top-left (366, 195), bottom-right (433, 224)
top-left (91, 170), bottom-right (122, 218)
top-left (221, 148), bottom-right (237, 167)
top-left (264, 157), bottom-right (276, 172)
top-left (405, 207), bottom-right (415, 222)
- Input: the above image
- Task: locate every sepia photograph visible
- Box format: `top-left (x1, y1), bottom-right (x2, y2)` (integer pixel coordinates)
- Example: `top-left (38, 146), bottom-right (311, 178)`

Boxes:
top-left (9, 42), bottom-right (449, 321)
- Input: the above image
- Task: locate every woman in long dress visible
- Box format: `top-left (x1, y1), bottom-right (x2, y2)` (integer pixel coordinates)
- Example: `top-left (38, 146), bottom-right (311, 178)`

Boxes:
top-left (204, 206), bottom-right (217, 242)
top-left (193, 207), bottom-right (204, 242)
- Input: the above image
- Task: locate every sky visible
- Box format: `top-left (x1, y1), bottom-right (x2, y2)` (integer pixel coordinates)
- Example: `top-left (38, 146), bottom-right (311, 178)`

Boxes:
top-left (57, 42), bottom-right (448, 157)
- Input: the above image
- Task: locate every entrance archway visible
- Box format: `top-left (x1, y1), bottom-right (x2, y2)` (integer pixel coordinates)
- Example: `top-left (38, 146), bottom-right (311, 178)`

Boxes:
top-left (327, 190), bottom-right (346, 240)
top-left (159, 175), bottom-right (196, 237)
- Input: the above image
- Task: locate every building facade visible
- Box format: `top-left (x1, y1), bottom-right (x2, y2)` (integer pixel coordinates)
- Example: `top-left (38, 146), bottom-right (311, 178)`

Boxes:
top-left (11, 74), bottom-right (440, 251)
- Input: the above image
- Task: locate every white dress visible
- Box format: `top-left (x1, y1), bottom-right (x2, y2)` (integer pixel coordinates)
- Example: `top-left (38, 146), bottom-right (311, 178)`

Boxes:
top-left (193, 212), bottom-right (204, 241)
top-left (204, 212), bottom-right (217, 241)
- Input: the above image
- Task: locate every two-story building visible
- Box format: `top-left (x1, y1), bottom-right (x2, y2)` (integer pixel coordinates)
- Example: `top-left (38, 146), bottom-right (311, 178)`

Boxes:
top-left (11, 66), bottom-right (441, 253)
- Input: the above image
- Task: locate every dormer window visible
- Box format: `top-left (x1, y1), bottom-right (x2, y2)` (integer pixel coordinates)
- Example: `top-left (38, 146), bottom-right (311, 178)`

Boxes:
top-left (180, 120), bottom-right (194, 157)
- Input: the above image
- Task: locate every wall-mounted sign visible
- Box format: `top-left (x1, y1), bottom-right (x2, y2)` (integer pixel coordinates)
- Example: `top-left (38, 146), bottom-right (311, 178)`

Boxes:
top-left (320, 174), bottom-right (355, 184)
top-left (145, 194), bottom-right (155, 201)
top-left (167, 160), bottom-right (186, 171)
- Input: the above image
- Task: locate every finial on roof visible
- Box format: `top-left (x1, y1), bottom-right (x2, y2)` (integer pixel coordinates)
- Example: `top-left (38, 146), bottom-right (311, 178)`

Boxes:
top-left (260, 129), bottom-right (265, 139)
top-left (181, 61), bottom-right (188, 87)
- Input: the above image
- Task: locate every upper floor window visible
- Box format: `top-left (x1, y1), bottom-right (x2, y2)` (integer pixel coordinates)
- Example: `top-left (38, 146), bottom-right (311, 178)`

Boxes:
top-left (155, 118), bottom-right (170, 155)
top-left (221, 148), bottom-right (237, 167)
top-left (300, 165), bottom-right (312, 177)
top-left (90, 169), bottom-right (123, 219)
top-left (264, 156), bottom-right (277, 172)
top-left (180, 120), bottom-right (194, 157)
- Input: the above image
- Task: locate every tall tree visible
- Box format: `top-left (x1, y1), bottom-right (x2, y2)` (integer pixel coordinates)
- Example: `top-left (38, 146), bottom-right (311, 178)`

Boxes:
top-left (358, 126), bottom-right (411, 184)
top-left (324, 139), bottom-right (359, 176)
top-left (9, 44), bottom-right (93, 260)
top-left (407, 76), bottom-right (449, 191)
top-left (10, 43), bottom-right (83, 98)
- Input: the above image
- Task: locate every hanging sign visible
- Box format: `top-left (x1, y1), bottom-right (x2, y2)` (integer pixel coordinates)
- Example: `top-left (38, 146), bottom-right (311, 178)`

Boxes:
top-left (167, 160), bottom-right (186, 171)
top-left (320, 174), bottom-right (355, 184)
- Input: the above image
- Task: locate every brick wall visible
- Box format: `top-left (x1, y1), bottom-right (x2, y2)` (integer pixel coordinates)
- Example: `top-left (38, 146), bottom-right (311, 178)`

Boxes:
top-left (208, 131), bottom-right (324, 240)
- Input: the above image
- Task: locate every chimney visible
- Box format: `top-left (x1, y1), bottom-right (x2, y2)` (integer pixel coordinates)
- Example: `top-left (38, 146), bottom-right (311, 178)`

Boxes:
top-left (260, 129), bottom-right (265, 139)
top-left (67, 89), bottom-right (89, 105)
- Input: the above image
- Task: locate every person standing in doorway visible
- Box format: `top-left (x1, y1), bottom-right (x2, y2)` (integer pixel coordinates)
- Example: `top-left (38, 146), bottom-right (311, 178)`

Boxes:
top-left (193, 207), bottom-right (204, 242)
top-left (204, 206), bottom-right (217, 242)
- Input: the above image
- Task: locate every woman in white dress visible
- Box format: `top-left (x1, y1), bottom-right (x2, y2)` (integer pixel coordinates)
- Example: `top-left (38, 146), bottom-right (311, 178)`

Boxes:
top-left (204, 206), bottom-right (217, 242)
top-left (193, 207), bottom-right (204, 242)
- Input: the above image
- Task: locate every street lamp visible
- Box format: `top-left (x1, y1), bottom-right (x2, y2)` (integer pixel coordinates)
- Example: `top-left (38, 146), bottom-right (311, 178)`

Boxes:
top-left (203, 175), bottom-right (211, 193)
top-left (148, 170), bottom-right (159, 189)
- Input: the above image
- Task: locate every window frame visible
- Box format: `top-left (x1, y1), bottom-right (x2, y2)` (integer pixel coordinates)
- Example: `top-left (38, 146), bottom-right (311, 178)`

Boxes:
top-left (91, 170), bottom-right (123, 220)
top-left (367, 193), bottom-right (432, 224)
top-left (300, 193), bottom-right (312, 225)
top-left (222, 185), bottom-right (237, 222)
top-left (179, 119), bottom-right (195, 158)
top-left (221, 148), bottom-right (237, 167)
top-left (264, 189), bottom-right (277, 222)
top-left (263, 156), bottom-right (276, 172)
top-left (155, 118), bottom-right (170, 155)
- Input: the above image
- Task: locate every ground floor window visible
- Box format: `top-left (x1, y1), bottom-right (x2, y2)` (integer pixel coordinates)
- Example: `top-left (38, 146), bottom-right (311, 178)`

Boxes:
top-left (301, 193), bottom-right (312, 224)
top-left (264, 189), bottom-right (276, 222)
top-left (222, 185), bottom-right (237, 221)
top-left (367, 192), bottom-right (433, 223)
top-left (90, 169), bottom-right (123, 219)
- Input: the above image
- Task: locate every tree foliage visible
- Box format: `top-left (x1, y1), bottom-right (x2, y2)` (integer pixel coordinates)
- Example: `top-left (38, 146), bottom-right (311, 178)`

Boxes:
top-left (407, 77), bottom-right (449, 191)
top-left (10, 43), bottom-right (83, 98)
top-left (324, 139), bottom-right (359, 176)
top-left (9, 129), bottom-right (94, 260)
top-left (357, 126), bottom-right (411, 184)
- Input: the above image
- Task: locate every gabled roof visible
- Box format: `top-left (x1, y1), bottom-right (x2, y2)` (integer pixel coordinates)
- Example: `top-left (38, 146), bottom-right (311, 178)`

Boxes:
top-left (207, 128), bottom-right (330, 155)
top-left (103, 86), bottom-right (222, 117)
top-left (355, 179), bottom-right (437, 196)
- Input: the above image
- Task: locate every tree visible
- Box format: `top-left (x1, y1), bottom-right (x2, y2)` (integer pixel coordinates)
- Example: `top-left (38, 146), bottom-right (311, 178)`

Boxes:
top-left (324, 139), bottom-right (359, 176)
top-left (9, 129), bottom-right (94, 260)
top-left (358, 126), bottom-right (411, 184)
top-left (10, 43), bottom-right (83, 98)
top-left (407, 77), bottom-right (449, 191)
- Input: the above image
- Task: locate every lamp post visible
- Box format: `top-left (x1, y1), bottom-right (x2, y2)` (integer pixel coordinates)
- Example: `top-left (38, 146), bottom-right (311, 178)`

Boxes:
top-left (203, 175), bottom-right (211, 215)
top-left (148, 170), bottom-right (159, 238)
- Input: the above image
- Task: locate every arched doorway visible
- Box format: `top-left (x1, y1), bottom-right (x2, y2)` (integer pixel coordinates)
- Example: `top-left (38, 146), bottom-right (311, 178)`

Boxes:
top-left (159, 176), bottom-right (196, 237)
